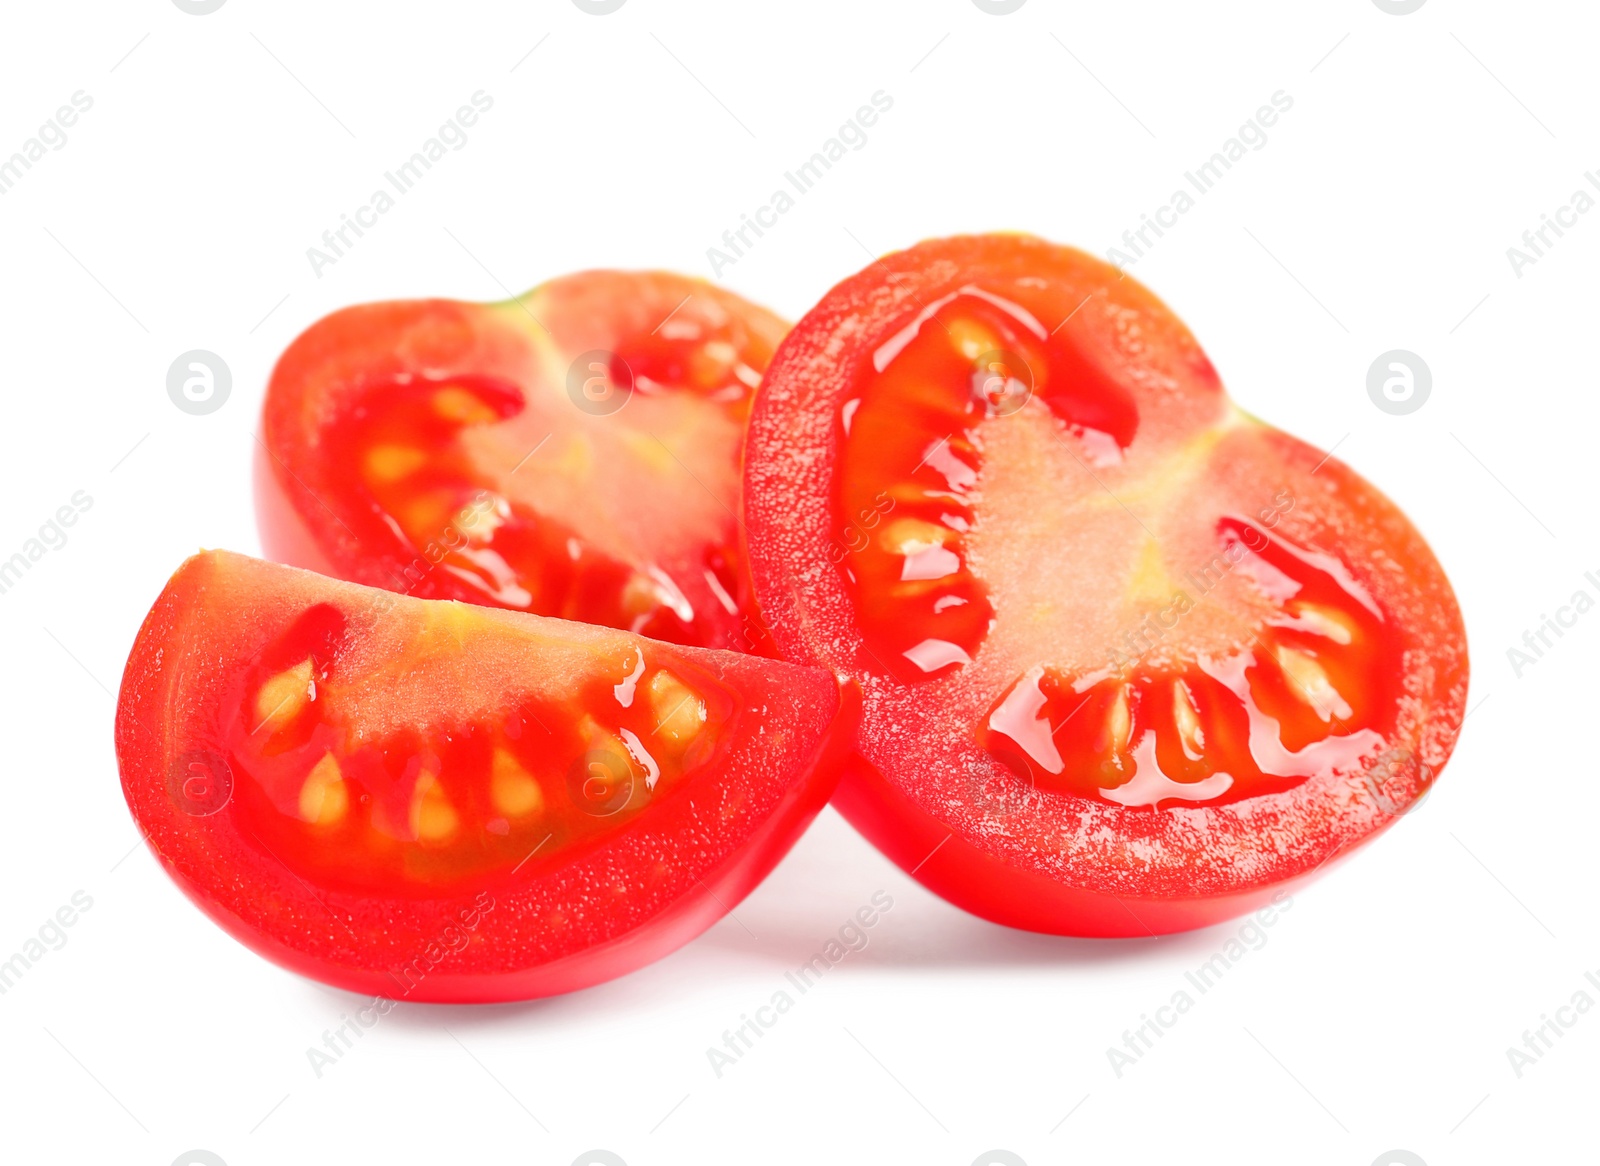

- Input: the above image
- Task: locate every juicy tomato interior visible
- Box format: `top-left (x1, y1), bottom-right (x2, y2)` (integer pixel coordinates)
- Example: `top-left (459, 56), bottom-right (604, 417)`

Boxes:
top-left (117, 551), bottom-right (854, 999)
top-left (220, 594), bottom-right (734, 897)
top-left (834, 288), bottom-right (1409, 810)
top-left (974, 516), bottom-right (1404, 808)
top-left (260, 272), bottom-right (786, 651)
top-left (744, 234), bottom-right (1467, 929)
top-left (837, 289), bottom-right (1151, 683)
top-left (830, 275), bottom-right (1421, 811)
top-left (323, 371), bottom-right (748, 645)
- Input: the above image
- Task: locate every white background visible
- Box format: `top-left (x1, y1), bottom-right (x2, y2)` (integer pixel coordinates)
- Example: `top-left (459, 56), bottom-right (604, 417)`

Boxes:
top-left (0, 1), bottom-right (1593, 1164)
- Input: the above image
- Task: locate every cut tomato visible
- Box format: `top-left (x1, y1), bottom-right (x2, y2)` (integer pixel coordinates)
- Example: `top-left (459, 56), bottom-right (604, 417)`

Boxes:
top-left (743, 234), bottom-right (1468, 936)
top-left (115, 552), bottom-right (853, 1001)
top-left (256, 271), bottom-right (786, 651)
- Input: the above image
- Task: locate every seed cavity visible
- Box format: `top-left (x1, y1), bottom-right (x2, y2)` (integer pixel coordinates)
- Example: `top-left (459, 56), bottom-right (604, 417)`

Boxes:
top-left (433, 386), bottom-right (499, 425)
top-left (364, 444), bottom-right (428, 484)
top-left (648, 669), bottom-right (706, 746)
top-left (1172, 680), bottom-right (1205, 758)
top-left (1289, 602), bottom-right (1355, 645)
top-left (298, 752), bottom-right (347, 824)
top-left (1273, 646), bottom-right (1352, 722)
top-left (1105, 684), bottom-right (1133, 755)
top-left (255, 659), bottom-right (315, 731)
top-left (490, 748), bottom-right (543, 818)
top-left (946, 318), bottom-right (1002, 362)
top-left (410, 771), bottom-right (459, 841)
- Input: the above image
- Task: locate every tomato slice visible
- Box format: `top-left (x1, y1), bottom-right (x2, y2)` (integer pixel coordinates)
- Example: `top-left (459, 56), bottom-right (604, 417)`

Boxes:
top-left (256, 271), bottom-right (786, 651)
top-left (114, 552), bottom-right (853, 1001)
top-left (743, 234), bottom-right (1469, 936)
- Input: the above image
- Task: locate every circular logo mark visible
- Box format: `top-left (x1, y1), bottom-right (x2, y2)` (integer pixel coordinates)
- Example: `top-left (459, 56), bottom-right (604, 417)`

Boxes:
top-left (1371, 1153), bottom-right (1427, 1166)
top-left (971, 349), bottom-right (1034, 417)
top-left (566, 750), bottom-right (635, 817)
top-left (971, 0), bottom-right (1027, 13)
top-left (1366, 350), bottom-right (1430, 415)
top-left (168, 749), bottom-right (233, 816)
top-left (571, 0), bottom-right (627, 13)
top-left (171, 0), bottom-right (228, 13)
top-left (1364, 748), bottom-right (1435, 819)
top-left (572, 1153), bottom-right (627, 1166)
top-left (167, 350), bottom-right (231, 415)
top-left (972, 1153), bottom-right (1028, 1166)
top-left (1371, 0), bottom-right (1426, 14)
top-left (567, 350), bottom-right (633, 417)
top-left (963, 756), bottom-right (1032, 817)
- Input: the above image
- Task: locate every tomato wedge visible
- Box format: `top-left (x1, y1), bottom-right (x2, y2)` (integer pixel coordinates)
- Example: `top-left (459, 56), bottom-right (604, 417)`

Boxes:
top-left (114, 552), bottom-right (853, 1001)
top-left (743, 234), bottom-right (1468, 936)
top-left (256, 271), bottom-right (786, 651)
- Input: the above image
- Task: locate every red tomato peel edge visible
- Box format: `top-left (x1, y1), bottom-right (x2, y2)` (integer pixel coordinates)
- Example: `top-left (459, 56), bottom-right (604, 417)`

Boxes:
top-left (257, 271), bottom-right (787, 654)
top-left (742, 233), bottom-right (1469, 936)
top-left (115, 551), bottom-right (857, 1001)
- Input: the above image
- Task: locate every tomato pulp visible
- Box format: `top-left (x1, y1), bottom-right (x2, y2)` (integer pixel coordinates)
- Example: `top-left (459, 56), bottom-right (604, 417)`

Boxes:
top-left (743, 234), bottom-right (1468, 936)
top-left (257, 271), bottom-right (786, 651)
top-left (115, 552), bottom-right (854, 1000)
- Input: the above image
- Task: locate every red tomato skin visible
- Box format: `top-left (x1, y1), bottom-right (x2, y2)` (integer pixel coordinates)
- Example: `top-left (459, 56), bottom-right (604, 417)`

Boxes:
top-left (115, 554), bottom-right (858, 1002)
top-left (256, 279), bottom-right (786, 653)
top-left (833, 757), bottom-right (1367, 937)
top-left (744, 234), bottom-right (1468, 936)
top-left (254, 298), bottom-right (526, 595)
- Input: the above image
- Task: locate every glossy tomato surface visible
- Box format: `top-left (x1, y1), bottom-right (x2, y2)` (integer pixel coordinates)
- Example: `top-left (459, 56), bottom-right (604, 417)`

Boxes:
top-left (743, 234), bottom-right (1468, 936)
top-left (257, 271), bottom-right (786, 651)
top-left (115, 552), bottom-right (853, 1001)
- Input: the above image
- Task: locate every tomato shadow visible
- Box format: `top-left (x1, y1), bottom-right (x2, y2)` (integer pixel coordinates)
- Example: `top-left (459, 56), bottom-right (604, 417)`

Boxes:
top-left (342, 809), bottom-right (1261, 1031)
top-left (686, 808), bottom-right (1243, 974)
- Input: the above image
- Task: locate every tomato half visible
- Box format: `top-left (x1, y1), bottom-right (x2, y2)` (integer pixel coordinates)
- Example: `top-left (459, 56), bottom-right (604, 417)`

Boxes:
top-left (114, 552), bottom-right (853, 1001)
top-left (256, 271), bottom-right (786, 651)
top-left (743, 234), bottom-right (1468, 936)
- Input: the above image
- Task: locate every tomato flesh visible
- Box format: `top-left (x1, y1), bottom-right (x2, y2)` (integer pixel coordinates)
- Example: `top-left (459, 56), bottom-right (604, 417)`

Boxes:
top-left (226, 600), bottom-right (733, 895)
top-left (257, 271), bottom-right (785, 651)
top-left (975, 515), bottom-right (1403, 809)
top-left (744, 234), bottom-right (1469, 935)
top-left (116, 552), bottom-right (853, 1001)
